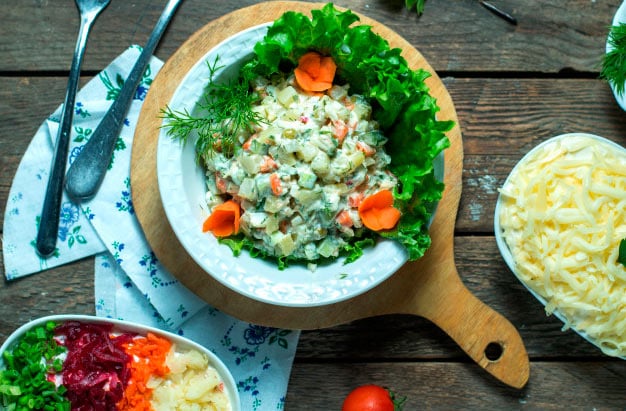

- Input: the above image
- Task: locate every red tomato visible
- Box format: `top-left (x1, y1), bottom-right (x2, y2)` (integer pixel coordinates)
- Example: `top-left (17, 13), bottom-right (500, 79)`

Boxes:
top-left (342, 385), bottom-right (396, 411)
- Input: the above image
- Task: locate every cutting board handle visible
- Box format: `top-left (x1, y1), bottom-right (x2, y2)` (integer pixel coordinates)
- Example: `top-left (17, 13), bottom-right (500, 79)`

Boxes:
top-left (406, 260), bottom-right (530, 389)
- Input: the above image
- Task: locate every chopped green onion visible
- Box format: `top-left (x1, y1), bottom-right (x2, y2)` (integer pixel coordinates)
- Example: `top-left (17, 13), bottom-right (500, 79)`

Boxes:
top-left (0, 321), bottom-right (70, 409)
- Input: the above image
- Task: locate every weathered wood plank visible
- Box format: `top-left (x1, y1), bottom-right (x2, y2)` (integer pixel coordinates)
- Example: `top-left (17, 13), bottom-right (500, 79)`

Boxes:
top-left (285, 361), bottom-right (626, 410)
top-left (0, 0), bottom-right (618, 73)
top-left (0, 236), bottom-right (611, 360)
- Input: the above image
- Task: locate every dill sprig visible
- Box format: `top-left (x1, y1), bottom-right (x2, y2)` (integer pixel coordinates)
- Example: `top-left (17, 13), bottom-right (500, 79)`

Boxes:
top-left (405, 0), bottom-right (426, 15)
top-left (601, 23), bottom-right (626, 96)
top-left (161, 57), bottom-right (265, 159)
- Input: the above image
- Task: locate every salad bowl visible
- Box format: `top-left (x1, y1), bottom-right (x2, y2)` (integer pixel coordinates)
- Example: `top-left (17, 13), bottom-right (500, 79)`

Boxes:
top-left (494, 133), bottom-right (626, 359)
top-left (156, 13), bottom-right (444, 307)
top-left (0, 315), bottom-right (240, 410)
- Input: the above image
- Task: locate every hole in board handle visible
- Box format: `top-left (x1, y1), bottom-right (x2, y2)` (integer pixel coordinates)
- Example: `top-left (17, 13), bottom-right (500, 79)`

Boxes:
top-left (485, 341), bottom-right (504, 361)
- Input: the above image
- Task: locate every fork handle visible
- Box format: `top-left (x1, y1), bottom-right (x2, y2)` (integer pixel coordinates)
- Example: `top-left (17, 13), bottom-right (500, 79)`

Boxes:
top-left (65, 0), bottom-right (183, 201)
top-left (36, 13), bottom-right (97, 257)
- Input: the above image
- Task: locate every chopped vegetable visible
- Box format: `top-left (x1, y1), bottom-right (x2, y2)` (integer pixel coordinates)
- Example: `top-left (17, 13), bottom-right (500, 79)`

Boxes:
top-left (117, 332), bottom-right (172, 410)
top-left (619, 238), bottom-right (626, 266)
top-left (342, 384), bottom-right (406, 411)
top-left (202, 200), bottom-right (241, 237)
top-left (0, 321), bottom-right (69, 411)
top-left (358, 190), bottom-right (401, 231)
top-left (56, 321), bottom-right (132, 409)
top-left (294, 51), bottom-right (337, 92)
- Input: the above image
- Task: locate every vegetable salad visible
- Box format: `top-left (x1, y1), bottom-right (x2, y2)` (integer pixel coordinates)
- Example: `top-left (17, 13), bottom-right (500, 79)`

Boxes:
top-left (162, 3), bottom-right (454, 268)
top-left (203, 73), bottom-right (397, 264)
top-left (0, 321), bottom-right (231, 411)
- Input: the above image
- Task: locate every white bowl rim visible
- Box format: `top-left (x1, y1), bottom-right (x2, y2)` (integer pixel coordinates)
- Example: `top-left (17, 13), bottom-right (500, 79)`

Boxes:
top-left (156, 22), bottom-right (443, 308)
top-left (0, 314), bottom-right (241, 410)
top-left (494, 132), bottom-right (626, 359)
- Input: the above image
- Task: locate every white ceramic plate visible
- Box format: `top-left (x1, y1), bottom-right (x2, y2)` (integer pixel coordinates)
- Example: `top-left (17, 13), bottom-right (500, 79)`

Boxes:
top-left (0, 315), bottom-right (241, 409)
top-left (494, 133), bottom-right (626, 359)
top-left (606, 1), bottom-right (626, 110)
top-left (157, 23), bottom-right (442, 307)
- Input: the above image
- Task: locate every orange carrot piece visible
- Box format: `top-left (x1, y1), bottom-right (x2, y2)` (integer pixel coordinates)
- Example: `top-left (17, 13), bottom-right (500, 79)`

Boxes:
top-left (117, 332), bottom-right (172, 411)
top-left (332, 120), bottom-right (349, 142)
top-left (358, 189), bottom-right (401, 231)
top-left (259, 155), bottom-right (278, 173)
top-left (270, 173), bottom-right (283, 196)
top-left (336, 210), bottom-right (353, 227)
top-left (356, 141), bottom-right (376, 156)
top-left (202, 200), bottom-right (241, 237)
top-left (294, 51), bottom-right (337, 92)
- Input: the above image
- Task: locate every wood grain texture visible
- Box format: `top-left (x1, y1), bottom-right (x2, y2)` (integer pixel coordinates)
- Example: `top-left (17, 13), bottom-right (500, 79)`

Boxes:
top-left (285, 361), bottom-right (626, 409)
top-left (1, 0), bottom-right (626, 407)
top-left (0, 0), bottom-right (618, 74)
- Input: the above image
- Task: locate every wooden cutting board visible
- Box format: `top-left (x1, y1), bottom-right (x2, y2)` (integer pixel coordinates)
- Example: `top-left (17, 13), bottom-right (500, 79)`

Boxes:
top-left (130, 1), bottom-right (529, 388)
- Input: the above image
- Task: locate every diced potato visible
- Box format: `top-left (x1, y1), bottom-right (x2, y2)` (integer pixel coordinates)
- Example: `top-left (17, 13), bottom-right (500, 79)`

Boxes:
top-left (238, 178), bottom-right (257, 201)
top-left (238, 152), bottom-right (262, 174)
top-left (295, 143), bottom-right (319, 163)
top-left (277, 85), bottom-right (299, 107)
top-left (271, 232), bottom-right (296, 256)
top-left (311, 151), bottom-right (330, 175)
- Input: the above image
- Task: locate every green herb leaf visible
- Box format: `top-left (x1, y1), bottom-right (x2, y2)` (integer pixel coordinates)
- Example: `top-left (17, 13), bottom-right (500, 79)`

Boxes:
top-left (619, 238), bottom-right (626, 266)
top-left (601, 23), bottom-right (626, 96)
top-left (405, 0), bottom-right (426, 15)
top-left (161, 57), bottom-right (265, 159)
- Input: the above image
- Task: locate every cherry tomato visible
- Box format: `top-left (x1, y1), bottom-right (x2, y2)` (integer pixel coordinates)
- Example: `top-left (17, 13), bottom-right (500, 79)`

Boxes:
top-left (342, 384), bottom-right (397, 411)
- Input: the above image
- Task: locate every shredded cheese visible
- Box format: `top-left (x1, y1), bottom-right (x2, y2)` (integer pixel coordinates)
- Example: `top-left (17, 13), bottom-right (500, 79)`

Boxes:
top-left (499, 134), bottom-right (626, 357)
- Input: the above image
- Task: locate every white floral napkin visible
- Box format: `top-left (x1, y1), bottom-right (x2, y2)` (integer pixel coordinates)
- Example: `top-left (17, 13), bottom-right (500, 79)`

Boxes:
top-left (2, 46), bottom-right (299, 410)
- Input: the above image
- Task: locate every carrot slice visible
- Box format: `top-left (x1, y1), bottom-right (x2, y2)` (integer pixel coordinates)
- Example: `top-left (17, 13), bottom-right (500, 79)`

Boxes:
top-left (294, 51), bottom-right (337, 92)
top-left (202, 200), bottom-right (241, 237)
top-left (358, 189), bottom-right (401, 231)
top-left (270, 173), bottom-right (283, 195)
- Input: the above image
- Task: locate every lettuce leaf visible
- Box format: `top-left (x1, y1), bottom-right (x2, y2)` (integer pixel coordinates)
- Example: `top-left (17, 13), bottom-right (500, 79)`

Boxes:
top-left (241, 3), bottom-right (453, 262)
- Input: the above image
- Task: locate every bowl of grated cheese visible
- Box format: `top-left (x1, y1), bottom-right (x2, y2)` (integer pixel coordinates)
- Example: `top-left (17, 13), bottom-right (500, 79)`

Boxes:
top-left (495, 133), bottom-right (626, 359)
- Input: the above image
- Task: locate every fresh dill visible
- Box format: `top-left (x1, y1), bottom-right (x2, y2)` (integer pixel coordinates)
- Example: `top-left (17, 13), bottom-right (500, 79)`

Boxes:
top-left (405, 0), bottom-right (426, 15)
top-left (601, 23), bottom-right (626, 96)
top-left (160, 57), bottom-right (265, 159)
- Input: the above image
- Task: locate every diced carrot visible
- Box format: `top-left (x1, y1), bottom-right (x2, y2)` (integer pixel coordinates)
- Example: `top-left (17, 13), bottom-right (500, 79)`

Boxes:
top-left (242, 133), bottom-right (257, 151)
top-left (260, 155), bottom-right (278, 173)
top-left (332, 120), bottom-right (349, 142)
top-left (202, 200), bottom-right (241, 237)
top-left (358, 189), bottom-right (401, 231)
top-left (348, 192), bottom-right (364, 208)
top-left (270, 173), bottom-right (283, 195)
top-left (215, 175), bottom-right (228, 193)
top-left (117, 332), bottom-right (172, 410)
top-left (294, 51), bottom-right (337, 92)
top-left (336, 210), bottom-right (353, 227)
top-left (356, 141), bottom-right (376, 156)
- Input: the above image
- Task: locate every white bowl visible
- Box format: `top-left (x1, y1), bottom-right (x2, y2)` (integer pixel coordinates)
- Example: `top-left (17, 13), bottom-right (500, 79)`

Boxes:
top-left (0, 315), bottom-right (240, 409)
top-left (157, 23), bottom-right (443, 307)
top-left (494, 133), bottom-right (626, 358)
top-left (606, 1), bottom-right (626, 110)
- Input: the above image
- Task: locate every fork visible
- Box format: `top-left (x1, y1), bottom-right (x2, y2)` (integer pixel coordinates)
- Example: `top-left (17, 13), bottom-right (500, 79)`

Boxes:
top-left (36, 0), bottom-right (110, 257)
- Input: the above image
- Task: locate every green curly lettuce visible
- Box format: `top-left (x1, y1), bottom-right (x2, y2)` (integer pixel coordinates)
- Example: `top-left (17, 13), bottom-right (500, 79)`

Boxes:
top-left (241, 3), bottom-right (453, 261)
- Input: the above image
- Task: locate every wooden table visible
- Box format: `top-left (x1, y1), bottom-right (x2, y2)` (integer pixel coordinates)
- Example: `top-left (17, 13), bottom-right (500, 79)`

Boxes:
top-left (1, 0), bottom-right (625, 408)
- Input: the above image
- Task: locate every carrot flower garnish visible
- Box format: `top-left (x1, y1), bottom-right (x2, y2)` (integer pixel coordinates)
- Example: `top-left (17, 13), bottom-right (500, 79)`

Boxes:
top-left (294, 51), bottom-right (337, 92)
top-left (202, 200), bottom-right (241, 237)
top-left (358, 190), bottom-right (401, 231)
